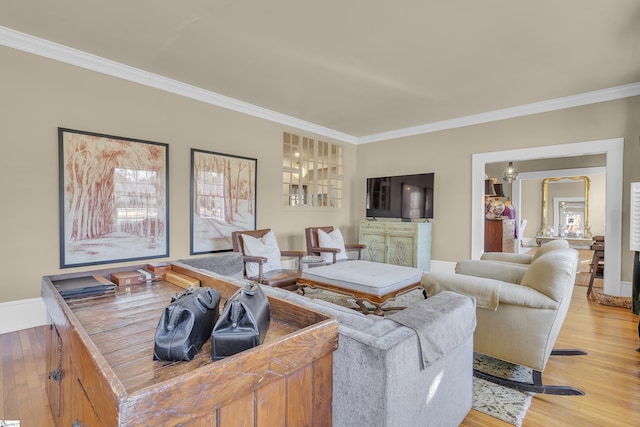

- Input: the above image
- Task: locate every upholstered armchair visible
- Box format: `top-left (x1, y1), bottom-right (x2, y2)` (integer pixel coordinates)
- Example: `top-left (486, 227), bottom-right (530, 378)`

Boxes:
top-left (479, 238), bottom-right (569, 265)
top-left (305, 226), bottom-right (366, 264)
top-left (452, 240), bottom-right (572, 286)
top-left (423, 247), bottom-right (585, 395)
top-left (231, 229), bottom-right (306, 291)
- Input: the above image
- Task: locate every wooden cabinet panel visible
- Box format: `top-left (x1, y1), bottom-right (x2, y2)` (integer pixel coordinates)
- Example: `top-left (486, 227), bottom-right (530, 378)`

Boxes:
top-left (484, 219), bottom-right (515, 253)
top-left (360, 231), bottom-right (386, 263)
top-left (219, 392), bottom-right (254, 427)
top-left (46, 322), bottom-right (61, 419)
top-left (312, 353), bottom-right (333, 426)
top-left (287, 364), bottom-right (314, 427)
top-left (360, 220), bottom-right (432, 270)
top-left (388, 235), bottom-right (416, 267)
top-left (256, 378), bottom-right (287, 427)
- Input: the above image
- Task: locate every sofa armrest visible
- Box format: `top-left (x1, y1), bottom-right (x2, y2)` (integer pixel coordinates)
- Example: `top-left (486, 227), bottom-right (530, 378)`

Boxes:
top-left (498, 281), bottom-right (559, 309)
top-left (423, 271), bottom-right (501, 310)
top-left (387, 291), bottom-right (476, 367)
top-left (330, 293), bottom-right (475, 426)
top-left (424, 271), bottom-right (558, 310)
top-left (480, 252), bottom-right (533, 264)
top-left (455, 259), bottom-right (528, 284)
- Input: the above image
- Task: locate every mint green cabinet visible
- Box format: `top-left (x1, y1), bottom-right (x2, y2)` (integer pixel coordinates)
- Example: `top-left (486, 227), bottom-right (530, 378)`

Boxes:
top-left (359, 220), bottom-right (432, 270)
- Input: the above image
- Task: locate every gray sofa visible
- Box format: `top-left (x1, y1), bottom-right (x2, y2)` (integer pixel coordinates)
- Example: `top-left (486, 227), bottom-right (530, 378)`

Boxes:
top-left (176, 254), bottom-right (477, 427)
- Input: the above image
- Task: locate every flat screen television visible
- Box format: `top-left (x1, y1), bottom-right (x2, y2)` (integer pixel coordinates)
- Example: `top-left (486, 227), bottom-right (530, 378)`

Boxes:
top-left (366, 173), bottom-right (434, 220)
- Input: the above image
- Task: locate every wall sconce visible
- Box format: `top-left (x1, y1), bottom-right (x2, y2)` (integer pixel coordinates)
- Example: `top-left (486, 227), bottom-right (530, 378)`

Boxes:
top-left (502, 162), bottom-right (519, 183)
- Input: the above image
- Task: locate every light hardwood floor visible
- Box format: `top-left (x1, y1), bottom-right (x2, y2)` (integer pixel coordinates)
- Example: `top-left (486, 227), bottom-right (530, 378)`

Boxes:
top-left (1, 285), bottom-right (639, 426)
top-left (463, 284), bottom-right (640, 426)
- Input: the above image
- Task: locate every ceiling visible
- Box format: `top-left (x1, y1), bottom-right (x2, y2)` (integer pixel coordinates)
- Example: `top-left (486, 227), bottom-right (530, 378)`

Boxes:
top-left (1, 1), bottom-right (640, 142)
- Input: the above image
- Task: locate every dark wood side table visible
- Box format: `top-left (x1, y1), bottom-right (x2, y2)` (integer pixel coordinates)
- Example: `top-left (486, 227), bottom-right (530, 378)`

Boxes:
top-left (587, 244), bottom-right (604, 296)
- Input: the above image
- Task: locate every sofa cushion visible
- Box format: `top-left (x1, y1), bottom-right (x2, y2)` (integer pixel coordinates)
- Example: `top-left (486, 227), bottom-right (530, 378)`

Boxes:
top-left (241, 230), bottom-right (282, 277)
top-left (455, 259), bottom-right (528, 284)
top-left (522, 248), bottom-right (578, 301)
top-left (318, 228), bottom-right (348, 263)
top-left (532, 239), bottom-right (570, 262)
top-left (301, 260), bottom-right (423, 297)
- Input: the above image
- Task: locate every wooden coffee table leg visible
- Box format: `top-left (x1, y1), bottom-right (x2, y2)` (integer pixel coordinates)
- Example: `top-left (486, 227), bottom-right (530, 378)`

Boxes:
top-left (355, 299), bottom-right (370, 315)
top-left (373, 304), bottom-right (384, 316)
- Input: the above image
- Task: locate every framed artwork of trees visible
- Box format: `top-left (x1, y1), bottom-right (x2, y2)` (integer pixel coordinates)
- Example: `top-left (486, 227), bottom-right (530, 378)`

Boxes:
top-left (58, 128), bottom-right (169, 268)
top-left (190, 149), bottom-right (257, 254)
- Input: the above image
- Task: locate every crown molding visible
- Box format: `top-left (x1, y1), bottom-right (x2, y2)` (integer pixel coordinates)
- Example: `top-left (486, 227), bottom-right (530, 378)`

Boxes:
top-left (357, 83), bottom-right (640, 144)
top-left (0, 26), bottom-right (357, 144)
top-left (2, 26), bottom-right (638, 146)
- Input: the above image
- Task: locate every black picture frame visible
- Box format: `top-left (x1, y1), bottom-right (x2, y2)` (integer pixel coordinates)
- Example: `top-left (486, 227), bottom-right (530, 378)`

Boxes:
top-left (190, 148), bottom-right (257, 254)
top-left (58, 128), bottom-right (169, 268)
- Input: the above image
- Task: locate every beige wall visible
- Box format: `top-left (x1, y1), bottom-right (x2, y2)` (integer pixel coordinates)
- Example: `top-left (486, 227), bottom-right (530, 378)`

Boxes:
top-left (355, 97), bottom-right (640, 281)
top-left (0, 46), bottom-right (357, 303)
top-left (2, 44), bottom-right (640, 304)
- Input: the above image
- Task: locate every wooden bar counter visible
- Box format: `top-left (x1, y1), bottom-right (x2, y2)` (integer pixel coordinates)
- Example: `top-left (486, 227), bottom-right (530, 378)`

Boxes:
top-left (42, 263), bottom-right (338, 426)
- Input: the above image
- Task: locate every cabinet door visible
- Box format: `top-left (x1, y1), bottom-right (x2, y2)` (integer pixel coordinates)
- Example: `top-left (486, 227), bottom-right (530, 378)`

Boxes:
top-left (386, 223), bottom-right (418, 267)
top-left (484, 219), bottom-right (503, 252)
top-left (361, 232), bottom-right (386, 263)
top-left (46, 322), bottom-right (62, 419)
top-left (502, 220), bottom-right (516, 252)
top-left (70, 364), bottom-right (102, 427)
top-left (388, 234), bottom-right (416, 266)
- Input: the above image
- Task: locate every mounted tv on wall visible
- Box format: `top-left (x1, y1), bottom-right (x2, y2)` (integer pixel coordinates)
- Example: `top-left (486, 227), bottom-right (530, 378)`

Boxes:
top-left (366, 173), bottom-right (434, 220)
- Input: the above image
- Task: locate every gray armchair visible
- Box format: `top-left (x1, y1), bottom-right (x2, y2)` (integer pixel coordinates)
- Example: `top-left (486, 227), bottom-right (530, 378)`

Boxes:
top-left (423, 247), bottom-right (586, 395)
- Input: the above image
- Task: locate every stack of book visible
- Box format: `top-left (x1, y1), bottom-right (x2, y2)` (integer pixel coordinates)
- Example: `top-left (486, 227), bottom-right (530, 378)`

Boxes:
top-left (53, 275), bottom-right (116, 299)
top-left (108, 262), bottom-right (173, 286)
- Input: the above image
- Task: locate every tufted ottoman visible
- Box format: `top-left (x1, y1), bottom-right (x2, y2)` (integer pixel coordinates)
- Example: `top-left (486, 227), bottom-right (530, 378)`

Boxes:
top-left (297, 260), bottom-right (425, 315)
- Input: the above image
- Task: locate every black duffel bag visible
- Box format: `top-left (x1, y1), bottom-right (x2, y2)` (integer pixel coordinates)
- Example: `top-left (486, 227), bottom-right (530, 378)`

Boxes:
top-left (211, 282), bottom-right (270, 360)
top-left (154, 286), bottom-right (221, 361)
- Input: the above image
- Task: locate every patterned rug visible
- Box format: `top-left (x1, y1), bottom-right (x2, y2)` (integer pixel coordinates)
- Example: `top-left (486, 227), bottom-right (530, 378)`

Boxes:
top-left (575, 272), bottom-right (632, 309)
top-left (302, 288), bottom-right (532, 425)
top-left (473, 353), bottom-right (533, 426)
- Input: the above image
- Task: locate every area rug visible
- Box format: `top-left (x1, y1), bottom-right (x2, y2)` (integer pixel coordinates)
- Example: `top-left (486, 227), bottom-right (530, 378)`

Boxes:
top-left (302, 288), bottom-right (532, 425)
top-left (574, 272), bottom-right (632, 309)
top-left (589, 288), bottom-right (632, 309)
top-left (473, 353), bottom-right (533, 426)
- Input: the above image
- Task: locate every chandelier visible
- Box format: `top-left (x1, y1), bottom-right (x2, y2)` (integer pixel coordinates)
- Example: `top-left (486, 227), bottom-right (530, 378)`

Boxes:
top-left (502, 162), bottom-right (519, 183)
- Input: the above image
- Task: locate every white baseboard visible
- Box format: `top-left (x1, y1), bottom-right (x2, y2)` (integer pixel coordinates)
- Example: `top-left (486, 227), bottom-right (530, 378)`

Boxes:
top-left (0, 297), bottom-right (47, 334)
top-left (619, 281), bottom-right (632, 298)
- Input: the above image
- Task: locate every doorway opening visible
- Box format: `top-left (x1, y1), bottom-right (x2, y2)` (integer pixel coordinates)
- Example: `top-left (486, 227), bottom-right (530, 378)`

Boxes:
top-left (472, 138), bottom-right (624, 296)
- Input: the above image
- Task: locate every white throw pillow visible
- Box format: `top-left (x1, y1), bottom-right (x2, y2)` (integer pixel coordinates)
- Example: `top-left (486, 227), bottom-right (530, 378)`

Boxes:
top-left (241, 231), bottom-right (282, 278)
top-left (317, 229), bottom-right (348, 264)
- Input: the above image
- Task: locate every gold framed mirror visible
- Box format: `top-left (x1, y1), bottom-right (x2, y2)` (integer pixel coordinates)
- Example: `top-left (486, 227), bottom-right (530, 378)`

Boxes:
top-left (537, 176), bottom-right (591, 239)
